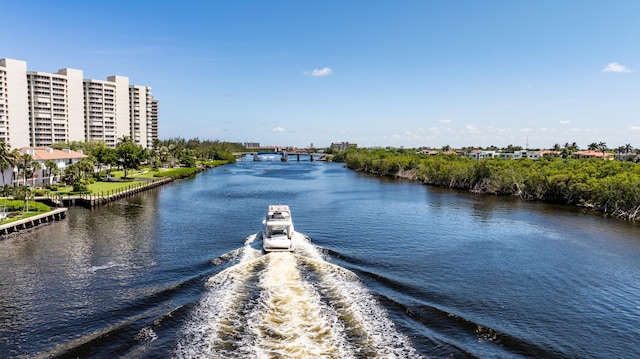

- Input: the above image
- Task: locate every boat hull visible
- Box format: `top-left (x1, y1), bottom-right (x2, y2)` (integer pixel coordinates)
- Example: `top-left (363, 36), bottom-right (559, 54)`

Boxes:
top-left (262, 233), bottom-right (295, 252)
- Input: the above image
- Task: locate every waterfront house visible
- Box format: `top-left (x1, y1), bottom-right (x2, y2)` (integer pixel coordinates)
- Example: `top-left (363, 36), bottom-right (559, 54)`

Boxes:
top-left (0, 147), bottom-right (88, 186)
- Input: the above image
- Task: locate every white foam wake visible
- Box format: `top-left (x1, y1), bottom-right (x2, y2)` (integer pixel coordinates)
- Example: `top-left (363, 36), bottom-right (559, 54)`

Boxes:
top-left (174, 235), bottom-right (265, 358)
top-left (175, 233), bottom-right (422, 359)
top-left (247, 252), bottom-right (356, 358)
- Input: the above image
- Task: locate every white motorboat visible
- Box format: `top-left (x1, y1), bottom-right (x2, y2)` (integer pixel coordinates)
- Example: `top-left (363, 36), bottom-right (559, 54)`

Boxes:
top-left (262, 204), bottom-right (295, 252)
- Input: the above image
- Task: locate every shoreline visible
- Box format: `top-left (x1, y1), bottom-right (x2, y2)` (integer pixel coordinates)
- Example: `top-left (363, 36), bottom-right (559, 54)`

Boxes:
top-left (0, 208), bottom-right (68, 238)
top-left (356, 166), bottom-right (640, 222)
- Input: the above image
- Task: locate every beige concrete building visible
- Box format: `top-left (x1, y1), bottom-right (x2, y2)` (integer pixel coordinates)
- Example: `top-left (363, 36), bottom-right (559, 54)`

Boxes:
top-left (148, 97), bottom-right (159, 148)
top-left (0, 59), bottom-right (30, 148)
top-left (83, 76), bottom-right (131, 148)
top-left (27, 67), bottom-right (84, 147)
top-left (128, 85), bottom-right (158, 148)
top-left (0, 58), bottom-right (158, 149)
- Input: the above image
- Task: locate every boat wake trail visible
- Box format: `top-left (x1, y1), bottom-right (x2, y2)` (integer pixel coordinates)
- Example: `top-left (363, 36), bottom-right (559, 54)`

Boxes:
top-left (175, 234), bottom-right (421, 358)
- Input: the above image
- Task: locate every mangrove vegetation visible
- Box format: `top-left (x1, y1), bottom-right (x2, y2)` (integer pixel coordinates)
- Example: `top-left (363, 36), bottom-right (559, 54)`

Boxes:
top-left (334, 148), bottom-right (640, 221)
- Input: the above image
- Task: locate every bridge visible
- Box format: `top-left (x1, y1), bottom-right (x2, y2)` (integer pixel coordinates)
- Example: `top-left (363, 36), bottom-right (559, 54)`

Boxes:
top-left (235, 151), bottom-right (328, 161)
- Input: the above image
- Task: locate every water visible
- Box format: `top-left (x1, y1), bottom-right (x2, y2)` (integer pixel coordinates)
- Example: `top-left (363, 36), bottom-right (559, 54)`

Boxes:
top-left (0, 158), bottom-right (639, 358)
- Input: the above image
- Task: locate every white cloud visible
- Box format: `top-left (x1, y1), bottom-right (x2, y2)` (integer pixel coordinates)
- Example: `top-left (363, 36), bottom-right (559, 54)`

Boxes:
top-left (438, 118), bottom-right (453, 123)
top-left (630, 126), bottom-right (640, 131)
top-left (464, 125), bottom-right (480, 134)
top-left (272, 127), bottom-right (286, 132)
top-left (559, 120), bottom-right (570, 124)
top-left (602, 62), bottom-right (633, 73)
top-left (304, 67), bottom-right (333, 77)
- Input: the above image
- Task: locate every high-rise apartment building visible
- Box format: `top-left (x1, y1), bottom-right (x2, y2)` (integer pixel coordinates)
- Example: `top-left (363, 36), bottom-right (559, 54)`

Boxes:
top-left (26, 68), bottom-right (84, 146)
top-left (83, 76), bottom-right (130, 148)
top-left (148, 97), bottom-right (159, 149)
top-left (0, 59), bottom-right (29, 147)
top-left (0, 58), bottom-right (158, 149)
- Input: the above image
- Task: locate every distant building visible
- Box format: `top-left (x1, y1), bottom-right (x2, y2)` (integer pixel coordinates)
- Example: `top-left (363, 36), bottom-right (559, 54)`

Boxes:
top-left (572, 150), bottom-right (614, 160)
top-left (498, 150), bottom-right (542, 160)
top-left (468, 150), bottom-right (496, 160)
top-left (331, 142), bottom-right (357, 151)
top-left (243, 142), bottom-right (260, 149)
top-left (418, 149), bottom-right (439, 156)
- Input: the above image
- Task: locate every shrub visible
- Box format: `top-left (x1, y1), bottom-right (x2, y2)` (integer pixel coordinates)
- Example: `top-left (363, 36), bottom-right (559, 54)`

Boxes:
top-left (153, 167), bottom-right (201, 179)
top-left (2, 200), bottom-right (50, 212)
top-left (73, 182), bottom-right (89, 193)
top-left (33, 189), bottom-right (48, 196)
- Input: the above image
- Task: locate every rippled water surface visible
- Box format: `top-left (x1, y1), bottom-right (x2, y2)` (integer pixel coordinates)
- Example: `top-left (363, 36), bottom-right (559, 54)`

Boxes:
top-left (1, 158), bottom-right (639, 358)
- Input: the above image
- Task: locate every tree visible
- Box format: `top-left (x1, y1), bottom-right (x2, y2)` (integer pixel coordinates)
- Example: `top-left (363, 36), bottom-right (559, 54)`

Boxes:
top-left (0, 184), bottom-right (12, 217)
top-left (30, 161), bottom-right (42, 187)
top-left (0, 140), bottom-right (13, 186)
top-left (8, 149), bottom-right (21, 186)
top-left (93, 145), bottom-right (117, 175)
top-left (587, 142), bottom-right (608, 160)
top-left (598, 142), bottom-right (607, 160)
top-left (43, 160), bottom-right (58, 185)
top-left (76, 158), bottom-right (95, 180)
top-left (16, 153), bottom-right (33, 187)
top-left (63, 163), bottom-right (82, 185)
top-left (116, 137), bottom-right (144, 178)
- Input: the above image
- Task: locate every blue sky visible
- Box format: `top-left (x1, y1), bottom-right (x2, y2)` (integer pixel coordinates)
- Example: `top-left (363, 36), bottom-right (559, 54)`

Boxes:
top-left (3, 1), bottom-right (639, 149)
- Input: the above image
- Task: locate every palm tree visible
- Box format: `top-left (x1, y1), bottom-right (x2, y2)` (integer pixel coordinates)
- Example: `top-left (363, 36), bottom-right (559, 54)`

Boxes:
top-left (44, 160), bottom-right (57, 185)
top-left (0, 140), bottom-right (13, 186)
top-left (0, 184), bottom-right (12, 219)
top-left (30, 161), bottom-right (42, 187)
top-left (63, 163), bottom-right (81, 185)
top-left (598, 142), bottom-right (607, 160)
top-left (16, 153), bottom-right (33, 187)
top-left (76, 158), bottom-right (95, 180)
top-left (9, 149), bottom-right (21, 186)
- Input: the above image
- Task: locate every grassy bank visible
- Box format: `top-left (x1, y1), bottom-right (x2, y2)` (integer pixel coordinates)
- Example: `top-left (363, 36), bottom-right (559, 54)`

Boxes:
top-left (0, 200), bottom-right (51, 224)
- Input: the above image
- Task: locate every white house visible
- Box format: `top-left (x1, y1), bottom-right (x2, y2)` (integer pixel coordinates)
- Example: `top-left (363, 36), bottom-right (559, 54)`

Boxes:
top-left (468, 150), bottom-right (496, 160)
top-left (1, 147), bottom-right (88, 186)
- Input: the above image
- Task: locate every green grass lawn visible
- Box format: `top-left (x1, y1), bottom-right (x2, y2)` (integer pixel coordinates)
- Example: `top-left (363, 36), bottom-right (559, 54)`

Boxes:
top-left (87, 180), bottom-right (153, 195)
top-left (49, 179), bottom-right (154, 196)
top-left (0, 210), bottom-right (52, 225)
top-left (0, 200), bottom-right (51, 225)
top-left (48, 166), bottom-right (205, 197)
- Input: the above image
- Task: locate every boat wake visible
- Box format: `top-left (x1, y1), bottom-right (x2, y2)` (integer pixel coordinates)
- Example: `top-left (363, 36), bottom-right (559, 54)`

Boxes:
top-left (175, 234), bottom-right (422, 358)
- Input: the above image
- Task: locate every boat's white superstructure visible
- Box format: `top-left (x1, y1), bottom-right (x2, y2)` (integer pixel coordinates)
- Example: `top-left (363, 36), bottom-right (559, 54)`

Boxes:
top-left (262, 205), bottom-right (295, 252)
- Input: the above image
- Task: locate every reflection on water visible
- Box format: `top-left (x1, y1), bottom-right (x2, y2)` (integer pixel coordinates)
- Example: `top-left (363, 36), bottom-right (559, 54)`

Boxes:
top-left (0, 159), bottom-right (639, 358)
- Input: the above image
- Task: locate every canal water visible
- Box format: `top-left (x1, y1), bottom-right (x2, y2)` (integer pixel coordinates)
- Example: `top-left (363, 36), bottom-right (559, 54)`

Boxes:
top-left (0, 157), bottom-right (639, 358)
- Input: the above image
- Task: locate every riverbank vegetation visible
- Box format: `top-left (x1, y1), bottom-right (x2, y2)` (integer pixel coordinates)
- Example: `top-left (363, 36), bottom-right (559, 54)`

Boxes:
top-left (0, 136), bottom-right (239, 200)
top-left (334, 148), bottom-right (640, 221)
top-left (0, 199), bottom-right (51, 224)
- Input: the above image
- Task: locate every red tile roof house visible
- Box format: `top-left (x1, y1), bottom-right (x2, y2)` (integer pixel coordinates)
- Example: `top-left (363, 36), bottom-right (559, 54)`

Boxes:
top-left (572, 150), bottom-right (614, 160)
top-left (1, 147), bottom-right (88, 187)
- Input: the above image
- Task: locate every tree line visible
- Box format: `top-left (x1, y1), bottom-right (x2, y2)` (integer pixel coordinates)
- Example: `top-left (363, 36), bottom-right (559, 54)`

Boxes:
top-left (333, 148), bottom-right (640, 221)
top-left (0, 137), bottom-right (241, 191)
